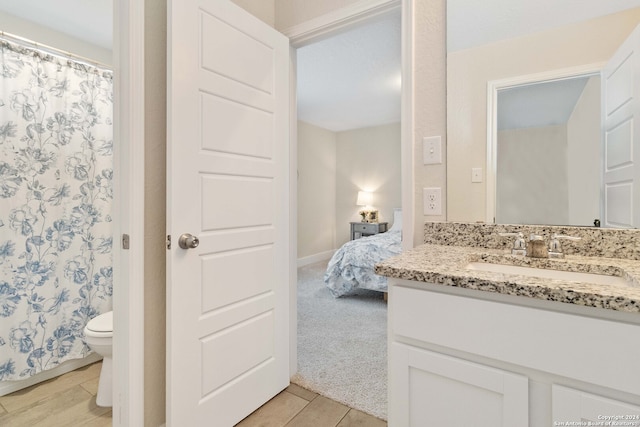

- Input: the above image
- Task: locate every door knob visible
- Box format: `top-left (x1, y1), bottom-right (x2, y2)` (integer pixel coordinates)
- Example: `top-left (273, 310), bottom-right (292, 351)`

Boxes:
top-left (178, 233), bottom-right (199, 249)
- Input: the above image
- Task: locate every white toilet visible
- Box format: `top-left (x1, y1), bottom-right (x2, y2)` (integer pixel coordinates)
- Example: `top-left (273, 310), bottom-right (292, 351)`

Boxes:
top-left (84, 310), bottom-right (113, 407)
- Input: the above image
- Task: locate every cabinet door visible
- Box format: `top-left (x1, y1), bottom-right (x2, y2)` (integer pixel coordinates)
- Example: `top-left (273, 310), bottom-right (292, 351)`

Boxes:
top-left (553, 385), bottom-right (640, 425)
top-left (389, 343), bottom-right (528, 427)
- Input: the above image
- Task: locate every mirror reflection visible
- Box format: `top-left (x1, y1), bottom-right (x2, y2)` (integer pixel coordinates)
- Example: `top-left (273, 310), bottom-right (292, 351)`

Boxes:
top-left (495, 75), bottom-right (601, 227)
top-left (446, 2), bottom-right (640, 228)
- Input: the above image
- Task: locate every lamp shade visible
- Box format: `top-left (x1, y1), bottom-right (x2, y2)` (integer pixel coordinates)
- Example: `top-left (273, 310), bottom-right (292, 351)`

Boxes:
top-left (356, 191), bottom-right (373, 206)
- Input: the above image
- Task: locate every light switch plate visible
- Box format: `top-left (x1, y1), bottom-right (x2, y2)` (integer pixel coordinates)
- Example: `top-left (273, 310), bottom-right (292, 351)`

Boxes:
top-left (423, 136), bottom-right (442, 165)
top-left (471, 167), bottom-right (483, 183)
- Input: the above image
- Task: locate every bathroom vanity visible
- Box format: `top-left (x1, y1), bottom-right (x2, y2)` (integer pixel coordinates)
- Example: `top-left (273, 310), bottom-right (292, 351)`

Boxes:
top-left (376, 223), bottom-right (640, 427)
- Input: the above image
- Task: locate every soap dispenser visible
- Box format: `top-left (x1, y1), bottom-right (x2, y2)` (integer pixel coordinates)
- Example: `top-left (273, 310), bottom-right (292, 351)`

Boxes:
top-left (527, 234), bottom-right (548, 258)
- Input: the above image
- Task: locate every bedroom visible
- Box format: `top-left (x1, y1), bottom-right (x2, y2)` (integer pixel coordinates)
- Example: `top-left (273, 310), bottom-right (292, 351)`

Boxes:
top-left (296, 10), bottom-right (402, 267)
top-left (293, 9), bottom-right (401, 420)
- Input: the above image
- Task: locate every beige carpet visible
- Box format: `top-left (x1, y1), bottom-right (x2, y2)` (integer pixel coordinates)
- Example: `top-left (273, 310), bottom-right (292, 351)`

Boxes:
top-left (291, 261), bottom-right (387, 420)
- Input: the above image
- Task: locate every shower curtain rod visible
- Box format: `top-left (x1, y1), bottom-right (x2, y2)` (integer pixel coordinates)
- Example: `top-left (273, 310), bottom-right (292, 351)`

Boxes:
top-left (0, 30), bottom-right (111, 70)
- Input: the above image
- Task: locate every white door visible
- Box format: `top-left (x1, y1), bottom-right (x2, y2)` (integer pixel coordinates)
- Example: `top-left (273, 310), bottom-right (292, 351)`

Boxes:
top-left (602, 24), bottom-right (640, 228)
top-left (167, 1), bottom-right (290, 425)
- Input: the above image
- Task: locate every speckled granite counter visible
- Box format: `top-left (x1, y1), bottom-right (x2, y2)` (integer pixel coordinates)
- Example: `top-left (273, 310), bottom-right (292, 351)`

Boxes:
top-left (375, 243), bottom-right (640, 313)
top-left (423, 222), bottom-right (640, 259)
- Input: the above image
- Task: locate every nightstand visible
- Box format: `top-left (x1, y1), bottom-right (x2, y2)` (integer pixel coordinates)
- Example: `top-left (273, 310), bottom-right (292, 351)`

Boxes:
top-left (350, 222), bottom-right (388, 240)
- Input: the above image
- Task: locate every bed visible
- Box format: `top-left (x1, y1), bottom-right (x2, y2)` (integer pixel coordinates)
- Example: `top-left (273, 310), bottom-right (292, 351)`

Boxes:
top-left (324, 209), bottom-right (402, 297)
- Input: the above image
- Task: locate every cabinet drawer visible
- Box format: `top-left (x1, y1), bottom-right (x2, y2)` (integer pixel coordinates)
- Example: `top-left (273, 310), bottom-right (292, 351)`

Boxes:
top-left (392, 283), bottom-right (640, 396)
top-left (352, 223), bottom-right (378, 234)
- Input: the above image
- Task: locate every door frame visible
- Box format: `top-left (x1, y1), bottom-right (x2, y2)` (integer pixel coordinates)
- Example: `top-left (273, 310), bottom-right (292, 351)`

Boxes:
top-left (113, 0), bottom-right (145, 425)
top-left (282, 0), bottom-right (414, 375)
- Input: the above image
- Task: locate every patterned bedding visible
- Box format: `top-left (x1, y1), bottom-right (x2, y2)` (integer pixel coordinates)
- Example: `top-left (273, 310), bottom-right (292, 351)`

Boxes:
top-left (324, 229), bottom-right (402, 297)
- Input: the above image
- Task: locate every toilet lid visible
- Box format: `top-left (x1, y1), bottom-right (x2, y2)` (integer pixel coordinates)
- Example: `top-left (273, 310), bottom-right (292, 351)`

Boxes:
top-left (86, 311), bottom-right (113, 333)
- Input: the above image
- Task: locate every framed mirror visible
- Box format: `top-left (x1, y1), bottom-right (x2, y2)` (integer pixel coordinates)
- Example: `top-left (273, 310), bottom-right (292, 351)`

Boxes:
top-left (446, 2), bottom-right (640, 228)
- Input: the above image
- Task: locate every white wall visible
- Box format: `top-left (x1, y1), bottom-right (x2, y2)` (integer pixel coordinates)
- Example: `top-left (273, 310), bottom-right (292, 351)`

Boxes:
top-left (233, 0), bottom-right (275, 27)
top-left (297, 121), bottom-right (337, 259)
top-left (0, 10), bottom-right (112, 65)
top-left (497, 125), bottom-right (568, 225)
top-left (567, 76), bottom-right (601, 226)
top-left (335, 122), bottom-right (401, 246)
top-left (447, 7), bottom-right (640, 223)
top-left (297, 121), bottom-right (402, 255)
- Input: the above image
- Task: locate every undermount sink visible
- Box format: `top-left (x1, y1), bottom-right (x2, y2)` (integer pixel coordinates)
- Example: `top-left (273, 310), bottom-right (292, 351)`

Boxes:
top-left (465, 262), bottom-right (631, 286)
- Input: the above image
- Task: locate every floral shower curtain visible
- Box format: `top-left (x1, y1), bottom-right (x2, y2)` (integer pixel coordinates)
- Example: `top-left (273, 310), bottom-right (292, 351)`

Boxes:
top-left (0, 39), bottom-right (113, 380)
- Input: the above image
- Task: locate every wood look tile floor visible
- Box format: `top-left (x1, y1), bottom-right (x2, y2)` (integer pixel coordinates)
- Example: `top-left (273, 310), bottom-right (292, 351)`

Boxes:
top-left (0, 363), bottom-right (386, 427)
top-left (0, 361), bottom-right (111, 427)
top-left (237, 383), bottom-right (387, 427)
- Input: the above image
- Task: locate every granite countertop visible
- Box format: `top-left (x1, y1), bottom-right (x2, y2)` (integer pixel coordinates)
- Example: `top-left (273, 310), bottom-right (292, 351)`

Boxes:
top-left (375, 244), bottom-right (640, 313)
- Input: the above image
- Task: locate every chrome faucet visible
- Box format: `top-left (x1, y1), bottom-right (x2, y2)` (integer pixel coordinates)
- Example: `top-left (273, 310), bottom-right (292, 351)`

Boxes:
top-left (499, 232), bottom-right (526, 256)
top-left (548, 233), bottom-right (581, 259)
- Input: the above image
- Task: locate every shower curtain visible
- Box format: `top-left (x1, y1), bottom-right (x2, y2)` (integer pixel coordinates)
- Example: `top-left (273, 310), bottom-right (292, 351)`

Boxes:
top-left (0, 39), bottom-right (113, 380)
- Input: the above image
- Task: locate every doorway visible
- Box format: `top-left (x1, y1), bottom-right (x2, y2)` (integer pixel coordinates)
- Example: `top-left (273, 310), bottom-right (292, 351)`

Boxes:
top-left (290, 6), bottom-right (403, 420)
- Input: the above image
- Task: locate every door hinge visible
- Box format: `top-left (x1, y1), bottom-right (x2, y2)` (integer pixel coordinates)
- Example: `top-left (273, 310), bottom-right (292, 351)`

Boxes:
top-left (166, 235), bottom-right (171, 250)
top-left (122, 234), bottom-right (130, 250)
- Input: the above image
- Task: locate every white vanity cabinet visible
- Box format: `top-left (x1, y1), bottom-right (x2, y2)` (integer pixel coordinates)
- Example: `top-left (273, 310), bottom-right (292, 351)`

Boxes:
top-left (388, 280), bottom-right (640, 427)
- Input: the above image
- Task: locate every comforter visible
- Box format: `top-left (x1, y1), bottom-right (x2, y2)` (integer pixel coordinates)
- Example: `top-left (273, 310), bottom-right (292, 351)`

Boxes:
top-left (324, 229), bottom-right (402, 297)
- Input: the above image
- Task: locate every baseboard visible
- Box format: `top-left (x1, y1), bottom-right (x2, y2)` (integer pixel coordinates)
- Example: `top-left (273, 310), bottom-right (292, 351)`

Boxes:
top-left (297, 250), bottom-right (336, 268)
top-left (0, 352), bottom-right (102, 396)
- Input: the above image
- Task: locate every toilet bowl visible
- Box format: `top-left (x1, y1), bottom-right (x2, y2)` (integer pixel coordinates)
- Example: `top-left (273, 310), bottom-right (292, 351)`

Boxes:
top-left (84, 310), bottom-right (113, 407)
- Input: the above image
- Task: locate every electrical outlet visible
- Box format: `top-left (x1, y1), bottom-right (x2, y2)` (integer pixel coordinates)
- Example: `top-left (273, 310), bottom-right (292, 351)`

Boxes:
top-left (423, 187), bottom-right (442, 216)
top-left (423, 136), bottom-right (442, 165)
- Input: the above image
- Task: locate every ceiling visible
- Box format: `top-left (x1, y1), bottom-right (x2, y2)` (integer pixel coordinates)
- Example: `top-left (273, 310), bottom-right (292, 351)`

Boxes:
top-left (497, 76), bottom-right (593, 130)
top-left (0, 0), bottom-right (112, 49)
top-left (296, 10), bottom-right (402, 132)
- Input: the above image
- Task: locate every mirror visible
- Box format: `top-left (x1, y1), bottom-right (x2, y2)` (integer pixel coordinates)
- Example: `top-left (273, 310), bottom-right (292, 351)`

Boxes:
top-left (446, 3), bottom-right (640, 227)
